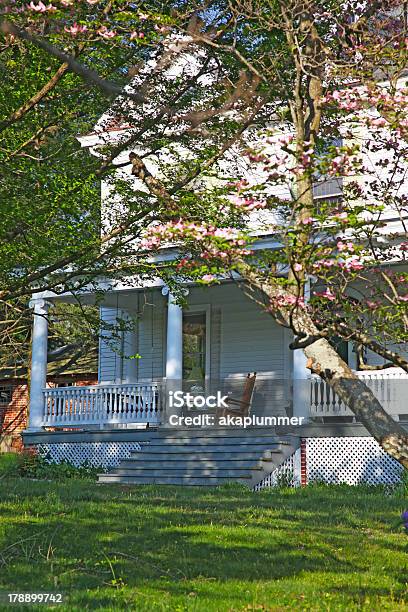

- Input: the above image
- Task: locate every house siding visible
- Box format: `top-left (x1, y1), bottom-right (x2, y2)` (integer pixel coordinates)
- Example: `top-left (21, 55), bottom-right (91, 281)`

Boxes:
top-left (99, 292), bottom-right (166, 383)
top-left (99, 307), bottom-right (123, 383)
top-left (187, 283), bottom-right (287, 377)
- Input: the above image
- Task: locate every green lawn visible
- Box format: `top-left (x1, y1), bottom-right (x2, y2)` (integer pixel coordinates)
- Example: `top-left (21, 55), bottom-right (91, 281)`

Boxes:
top-left (0, 477), bottom-right (407, 611)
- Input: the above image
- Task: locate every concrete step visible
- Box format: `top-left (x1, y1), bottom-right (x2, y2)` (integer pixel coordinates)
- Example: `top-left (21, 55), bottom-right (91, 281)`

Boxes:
top-left (97, 432), bottom-right (299, 488)
top-left (129, 450), bottom-right (280, 462)
top-left (98, 474), bottom-right (251, 486)
top-left (124, 451), bottom-right (281, 467)
top-left (104, 467), bottom-right (258, 478)
top-left (152, 427), bottom-right (289, 439)
top-left (118, 459), bottom-right (265, 470)
top-left (138, 443), bottom-right (286, 454)
top-left (148, 435), bottom-right (289, 445)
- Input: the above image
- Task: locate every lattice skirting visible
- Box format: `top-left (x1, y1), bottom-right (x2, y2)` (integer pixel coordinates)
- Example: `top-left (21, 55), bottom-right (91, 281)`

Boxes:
top-left (305, 437), bottom-right (403, 485)
top-left (257, 437), bottom-right (403, 489)
top-left (254, 449), bottom-right (301, 490)
top-left (36, 442), bottom-right (142, 468)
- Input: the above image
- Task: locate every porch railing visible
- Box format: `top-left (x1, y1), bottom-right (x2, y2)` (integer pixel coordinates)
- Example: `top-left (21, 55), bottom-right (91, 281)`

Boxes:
top-left (42, 383), bottom-right (162, 427)
top-left (310, 368), bottom-right (408, 419)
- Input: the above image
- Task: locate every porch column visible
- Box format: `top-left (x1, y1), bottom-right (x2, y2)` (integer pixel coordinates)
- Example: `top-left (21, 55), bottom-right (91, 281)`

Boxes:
top-left (28, 298), bottom-right (50, 431)
top-left (292, 280), bottom-right (311, 422)
top-left (162, 287), bottom-right (183, 380)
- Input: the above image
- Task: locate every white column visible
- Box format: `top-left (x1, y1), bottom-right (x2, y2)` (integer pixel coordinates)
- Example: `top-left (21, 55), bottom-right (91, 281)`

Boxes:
top-left (293, 348), bottom-right (310, 422)
top-left (162, 287), bottom-right (183, 380)
top-left (28, 298), bottom-right (50, 431)
top-left (292, 280), bottom-right (311, 422)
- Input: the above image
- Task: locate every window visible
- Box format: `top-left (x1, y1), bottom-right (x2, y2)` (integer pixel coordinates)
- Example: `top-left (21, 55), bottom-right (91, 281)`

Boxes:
top-left (0, 385), bottom-right (13, 405)
top-left (182, 312), bottom-right (207, 388)
top-left (313, 137), bottom-right (343, 211)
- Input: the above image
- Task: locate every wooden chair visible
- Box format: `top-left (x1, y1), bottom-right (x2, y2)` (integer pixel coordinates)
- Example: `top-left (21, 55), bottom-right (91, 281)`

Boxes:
top-left (217, 373), bottom-right (257, 419)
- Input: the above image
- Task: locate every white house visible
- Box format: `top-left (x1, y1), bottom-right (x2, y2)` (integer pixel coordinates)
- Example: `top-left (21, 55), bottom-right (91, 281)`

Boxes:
top-left (22, 48), bottom-right (408, 488)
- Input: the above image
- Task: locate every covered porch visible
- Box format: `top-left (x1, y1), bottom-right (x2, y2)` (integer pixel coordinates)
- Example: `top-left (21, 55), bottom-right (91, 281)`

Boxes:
top-left (26, 285), bottom-right (408, 431)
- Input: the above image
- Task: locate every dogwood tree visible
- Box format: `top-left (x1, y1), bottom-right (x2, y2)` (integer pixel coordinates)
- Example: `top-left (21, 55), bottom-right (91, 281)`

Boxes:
top-left (131, 1), bottom-right (408, 467)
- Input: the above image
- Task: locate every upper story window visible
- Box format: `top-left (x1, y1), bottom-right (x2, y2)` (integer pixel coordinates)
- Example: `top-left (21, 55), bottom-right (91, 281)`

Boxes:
top-left (313, 137), bottom-right (343, 207)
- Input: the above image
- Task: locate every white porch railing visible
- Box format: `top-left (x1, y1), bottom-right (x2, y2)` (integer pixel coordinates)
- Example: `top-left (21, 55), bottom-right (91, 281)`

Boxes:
top-left (42, 383), bottom-right (162, 427)
top-left (310, 368), bottom-right (408, 418)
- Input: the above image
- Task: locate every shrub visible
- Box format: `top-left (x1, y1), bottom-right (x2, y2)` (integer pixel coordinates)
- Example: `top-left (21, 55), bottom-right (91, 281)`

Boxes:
top-left (1, 451), bottom-right (104, 481)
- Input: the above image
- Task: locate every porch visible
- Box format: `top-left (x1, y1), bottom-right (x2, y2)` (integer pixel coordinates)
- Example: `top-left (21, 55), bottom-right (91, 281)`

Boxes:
top-left (26, 285), bottom-right (408, 432)
top-left (36, 367), bottom-right (408, 429)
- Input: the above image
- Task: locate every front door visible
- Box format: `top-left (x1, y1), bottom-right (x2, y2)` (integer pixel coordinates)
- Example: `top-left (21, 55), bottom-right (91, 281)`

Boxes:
top-left (182, 311), bottom-right (207, 392)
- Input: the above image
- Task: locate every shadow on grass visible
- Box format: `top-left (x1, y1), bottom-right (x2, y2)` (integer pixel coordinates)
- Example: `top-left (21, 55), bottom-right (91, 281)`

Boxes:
top-left (0, 479), bottom-right (406, 609)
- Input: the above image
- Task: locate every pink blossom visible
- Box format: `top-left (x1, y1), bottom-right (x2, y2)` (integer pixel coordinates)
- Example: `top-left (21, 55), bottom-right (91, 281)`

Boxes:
top-left (293, 263), bottom-right (303, 272)
top-left (277, 134), bottom-right (294, 146)
top-left (130, 31), bottom-right (145, 40)
top-left (154, 24), bottom-right (171, 33)
top-left (371, 117), bottom-right (387, 127)
top-left (334, 211), bottom-right (348, 222)
top-left (27, 1), bottom-right (56, 11)
top-left (317, 259), bottom-right (337, 268)
top-left (176, 258), bottom-right (190, 270)
top-left (399, 295), bottom-right (408, 302)
top-left (301, 217), bottom-right (315, 225)
top-left (64, 23), bottom-right (88, 36)
top-left (232, 179), bottom-right (248, 190)
top-left (202, 274), bottom-right (215, 282)
top-left (272, 294), bottom-right (305, 309)
top-left (344, 258), bottom-right (364, 271)
top-left (97, 26), bottom-right (116, 39)
top-left (337, 241), bottom-right (354, 252)
top-left (314, 289), bottom-right (336, 301)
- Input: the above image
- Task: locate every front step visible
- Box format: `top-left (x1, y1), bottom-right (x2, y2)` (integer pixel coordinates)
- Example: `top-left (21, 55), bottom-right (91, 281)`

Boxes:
top-left (98, 429), bottom-right (299, 488)
top-left (98, 474), bottom-right (252, 486)
top-left (103, 467), bottom-right (259, 477)
top-left (144, 437), bottom-right (290, 446)
top-left (129, 450), bottom-right (280, 461)
top-left (136, 443), bottom-right (289, 454)
top-left (120, 459), bottom-right (271, 470)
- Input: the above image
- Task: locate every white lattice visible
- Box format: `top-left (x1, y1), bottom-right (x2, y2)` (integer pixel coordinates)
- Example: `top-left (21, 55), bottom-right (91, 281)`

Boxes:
top-left (306, 437), bottom-right (403, 485)
top-left (36, 442), bottom-right (141, 468)
top-left (254, 449), bottom-right (301, 490)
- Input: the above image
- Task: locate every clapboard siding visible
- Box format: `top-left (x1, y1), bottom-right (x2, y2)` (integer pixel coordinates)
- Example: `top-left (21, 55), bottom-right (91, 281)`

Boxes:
top-left (99, 291), bottom-right (165, 383)
top-left (188, 284), bottom-right (287, 378)
top-left (99, 307), bottom-right (123, 383)
top-left (138, 290), bottom-right (165, 380)
top-left (99, 284), bottom-right (289, 394)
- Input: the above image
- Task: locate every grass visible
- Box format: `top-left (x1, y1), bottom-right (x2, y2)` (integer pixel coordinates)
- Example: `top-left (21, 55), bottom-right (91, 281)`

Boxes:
top-left (0, 472), bottom-right (407, 611)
